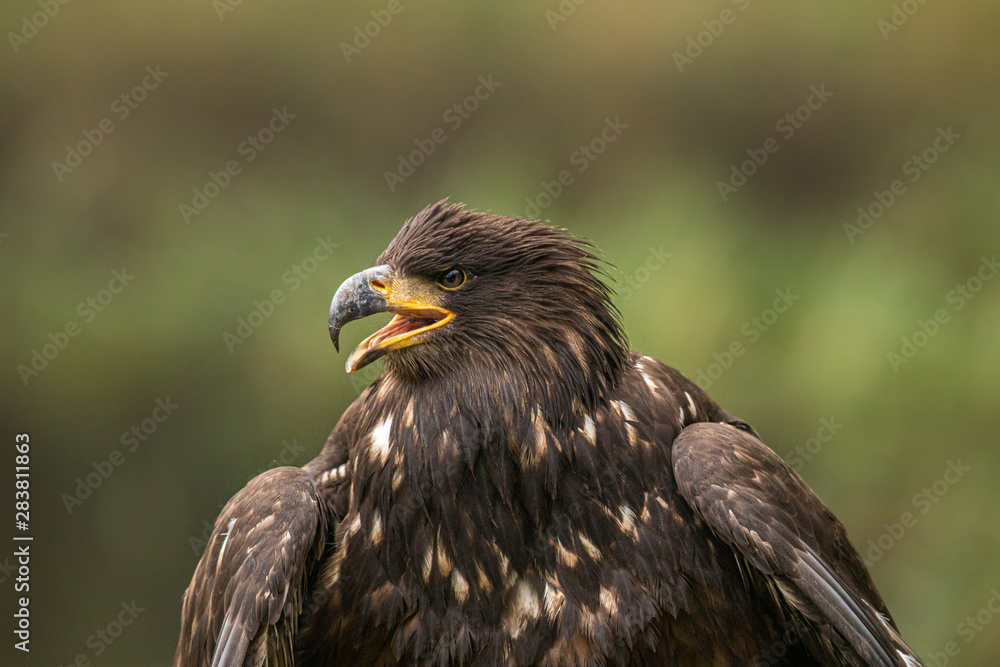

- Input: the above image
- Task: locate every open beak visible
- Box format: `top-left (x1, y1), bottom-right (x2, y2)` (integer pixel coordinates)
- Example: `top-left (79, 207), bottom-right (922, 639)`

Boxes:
top-left (328, 265), bottom-right (453, 373)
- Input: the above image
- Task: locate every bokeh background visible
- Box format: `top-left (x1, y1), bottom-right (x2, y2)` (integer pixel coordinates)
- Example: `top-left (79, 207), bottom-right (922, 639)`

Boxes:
top-left (1, 1), bottom-right (998, 664)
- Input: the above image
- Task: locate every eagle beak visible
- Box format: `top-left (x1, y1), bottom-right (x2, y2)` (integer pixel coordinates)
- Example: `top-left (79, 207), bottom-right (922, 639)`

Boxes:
top-left (328, 265), bottom-right (454, 373)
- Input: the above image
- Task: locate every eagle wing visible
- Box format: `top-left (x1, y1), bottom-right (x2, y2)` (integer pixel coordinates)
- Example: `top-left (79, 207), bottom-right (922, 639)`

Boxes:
top-left (174, 466), bottom-right (328, 667)
top-left (672, 422), bottom-right (923, 667)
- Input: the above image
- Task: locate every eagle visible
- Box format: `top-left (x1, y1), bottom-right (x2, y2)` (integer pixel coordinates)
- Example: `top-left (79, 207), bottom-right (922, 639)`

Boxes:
top-left (175, 201), bottom-right (924, 666)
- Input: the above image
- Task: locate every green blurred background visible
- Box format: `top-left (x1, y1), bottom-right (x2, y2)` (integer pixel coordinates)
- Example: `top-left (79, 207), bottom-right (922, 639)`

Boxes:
top-left (1, 1), bottom-right (998, 664)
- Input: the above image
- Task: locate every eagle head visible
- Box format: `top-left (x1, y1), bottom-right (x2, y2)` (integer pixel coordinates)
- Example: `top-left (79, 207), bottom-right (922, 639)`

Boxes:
top-left (329, 201), bottom-right (628, 414)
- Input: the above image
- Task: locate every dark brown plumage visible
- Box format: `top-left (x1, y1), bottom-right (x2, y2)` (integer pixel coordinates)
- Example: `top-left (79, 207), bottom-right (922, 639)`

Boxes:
top-left (175, 201), bottom-right (924, 666)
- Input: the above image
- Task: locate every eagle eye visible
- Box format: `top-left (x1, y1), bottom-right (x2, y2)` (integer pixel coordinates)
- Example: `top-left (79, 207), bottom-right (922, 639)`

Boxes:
top-left (437, 268), bottom-right (467, 290)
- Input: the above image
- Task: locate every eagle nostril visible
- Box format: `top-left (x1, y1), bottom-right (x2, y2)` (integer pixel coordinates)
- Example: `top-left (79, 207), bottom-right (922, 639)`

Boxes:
top-left (370, 280), bottom-right (387, 293)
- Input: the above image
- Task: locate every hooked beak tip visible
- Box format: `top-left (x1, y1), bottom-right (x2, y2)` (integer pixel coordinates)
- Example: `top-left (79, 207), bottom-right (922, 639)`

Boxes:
top-left (328, 265), bottom-right (391, 358)
top-left (329, 325), bottom-right (340, 352)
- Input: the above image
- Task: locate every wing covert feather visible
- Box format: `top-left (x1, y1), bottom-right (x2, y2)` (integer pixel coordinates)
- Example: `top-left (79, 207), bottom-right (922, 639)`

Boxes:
top-left (174, 467), bottom-right (328, 667)
top-left (672, 422), bottom-right (923, 667)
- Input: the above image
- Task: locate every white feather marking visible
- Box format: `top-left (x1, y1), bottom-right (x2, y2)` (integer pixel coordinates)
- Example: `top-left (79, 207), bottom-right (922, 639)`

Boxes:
top-left (619, 504), bottom-right (638, 540)
top-left (321, 463), bottom-right (348, 485)
top-left (504, 579), bottom-right (541, 639)
top-left (329, 550), bottom-right (343, 585)
top-left (600, 586), bottom-right (618, 615)
top-left (370, 417), bottom-right (393, 464)
top-left (533, 408), bottom-right (548, 459)
top-left (476, 562), bottom-right (492, 593)
top-left (543, 579), bottom-right (566, 619)
top-left (497, 551), bottom-right (515, 587)
top-left (513, 579), bottom-right (541, 619)
top-left (581, 414), bottom-right (596, 444)
top-left (641, 370), bottom-right (658, 392)
top-left (555, 539), bottom-right (578, 568)
top-left (579, 533), bottom-right (601, 560)
top-left (370, 511), bottom-right (383, 545)
top-left (684, 391), bottom-right (698, 418)
top-left (616, 400), bottom-right (639, 446)
top-left (641, 502), bottom-right (652, 523)
top-left (437, 538), bottom-right (452, 576)
top-left (452, 569), bottom-right (469, 603)
top-left (422, 545), bottom-right (434, 582)
top-left (217, 518), bottom-right (236, 565)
